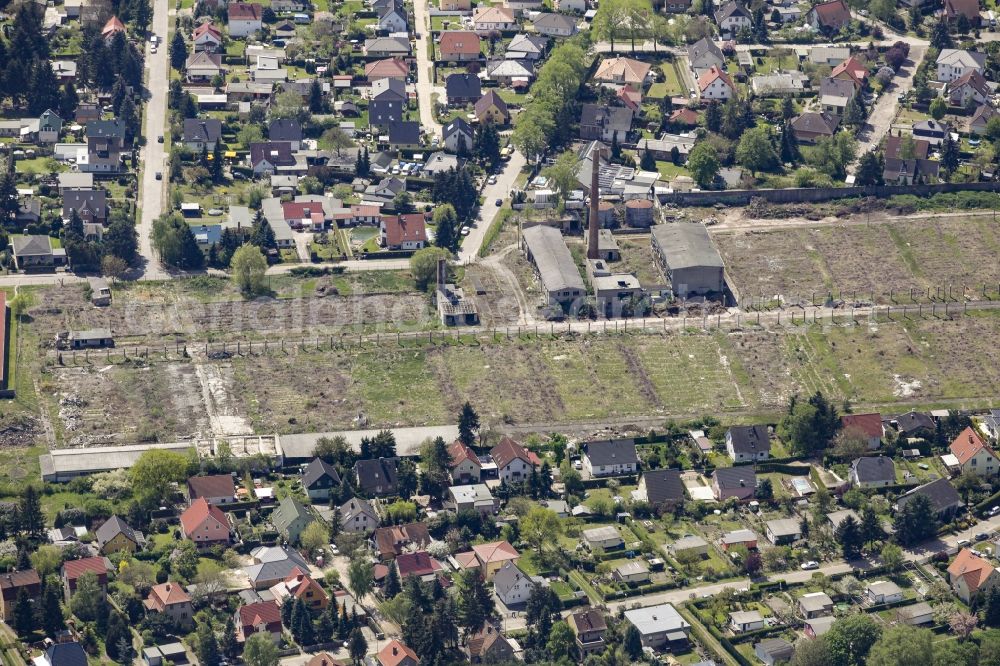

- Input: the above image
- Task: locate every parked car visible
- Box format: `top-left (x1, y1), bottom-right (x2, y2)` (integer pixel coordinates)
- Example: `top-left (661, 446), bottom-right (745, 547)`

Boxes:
top-left (494, 198), bottom-right (502, 206)
top-left (958, 539), bottom-right (972, 547)
top-left (977, 532), bottom-right (991, 542)
top-left (800, 561), bottom-right (819, 570)
top-left (155, 171), bottom-right (162, 180)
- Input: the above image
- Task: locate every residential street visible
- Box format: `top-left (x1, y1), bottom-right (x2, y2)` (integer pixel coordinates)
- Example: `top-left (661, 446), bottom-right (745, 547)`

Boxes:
top-left (412, 0), bottom-right (442, 134)
top-left (458, 150), bottom-right (528, 264)
top-left (136, 0), bottom-right (171, 280)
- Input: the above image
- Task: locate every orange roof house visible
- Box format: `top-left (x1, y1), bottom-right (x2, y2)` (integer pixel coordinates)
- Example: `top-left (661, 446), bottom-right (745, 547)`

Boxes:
top-left (831, 56), bottom-right (867, 89)
top-left (448, 440), bottom-right (482, 483)
top-left (378, 640), bottom-right (419, 666)
top-left (949, 427), bottom-right (999, 476)
top-left (593, 56), bottom-right (651, 86)
top-left (180, 497), bottom-right (231, 546)
top-left (439, 31), bottom-right (482, 62)
top-left (269, 570), bottom-right (329, 610)
top-left (697, 66), bottom-right (735, 98)
top-left (366, 58), bottom-right (410, 81)
top-left (948, 548), bottom-right (1000, 603)
top-left (102, 16), bottom-right (126, 38)
top-left (469, 540), bottom-right (520, 579)
top-left (840, 413), bottom-right (883, 449)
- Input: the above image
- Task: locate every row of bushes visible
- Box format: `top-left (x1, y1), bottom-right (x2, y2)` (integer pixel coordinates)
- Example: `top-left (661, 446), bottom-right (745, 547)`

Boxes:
top-left (600, 579), bottom-right (678, 601)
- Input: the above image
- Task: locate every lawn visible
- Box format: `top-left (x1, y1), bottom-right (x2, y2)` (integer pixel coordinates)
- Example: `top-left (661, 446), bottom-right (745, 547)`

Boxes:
top-left (655, 159), bottom-right (689, 181)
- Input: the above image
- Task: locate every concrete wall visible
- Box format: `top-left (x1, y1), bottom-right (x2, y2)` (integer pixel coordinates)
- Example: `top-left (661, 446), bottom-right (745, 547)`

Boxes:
top-left (661, 181), bottom-right (1000, 207)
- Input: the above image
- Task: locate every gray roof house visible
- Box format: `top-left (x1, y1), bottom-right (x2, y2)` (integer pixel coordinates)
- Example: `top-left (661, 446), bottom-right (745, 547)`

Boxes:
top-left (387, 120), bottom-right (421, 148)
top-left (493, 561), bottom-right (537, 606)
top-left (725, 425), bottom-right (771, 462)
top-left (95, 515), bottom-right (143, 553)
top-left (300, 458), bottom-right (342, 500)
top-left (755, 638), bottom-right (794, 666)
top-left (819, 76), bottom-right (856, 115)
top-left (369, 78), bottom-right (407, 128)
top-left (580, 103), bottom-right (633, 143)
top-left (624, 603), bottom-right (690, 649)
top-left (442, 117), bottom-right (474, 153)
top-left (506, 33), bottom-right (548, 60)
top-left (850, 456), bottom-right (896, 488)
top-left (533, 12), bottom-right (578, 36)
top-left (688, 37), bottom-right (724, 72)
top-left (182, 118), bottom-right (223, 151)
top-left (583, 439), bottom-right (639, 477)
top-left (895, 478), bottom-right (962, 519)
top-left (245, 546), bottom-right (311, 589)
top-left (355, 457), bottom-right (400, 496)
top-left (634, 469), bottom-right (685, 506)
top-left (764, 518), bottom-right (801, 545)
top-left (271, 497), bottom-right (314, 544)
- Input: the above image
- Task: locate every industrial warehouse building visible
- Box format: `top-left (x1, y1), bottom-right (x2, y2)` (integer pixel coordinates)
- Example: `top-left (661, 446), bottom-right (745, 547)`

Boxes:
top-left (650, 223), bottom-right (725, 298)
top-left (521, 225), bottom-right (586, 308)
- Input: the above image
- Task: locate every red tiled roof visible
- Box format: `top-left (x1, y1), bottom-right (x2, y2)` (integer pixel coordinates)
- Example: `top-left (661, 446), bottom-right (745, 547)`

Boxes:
top-left (841, 413), bottom-right (883, 440)
top-left (147, 582), bottom-right (191, 609)
top-left (306, 653), bottom-right (347, 666)
top-left (950, 427), bottom-right (995, 465)
top-left (490, 437), bottom-right (537, 469)
top-left (180, 497), bottom-right (228, 537)
top-left (448, 440), bottom-right (482, 469)
top-left (102, 16), bottom-right (125, 36)
top-left (63, 557), bottom-right (108, 581)
top-left (831, 56), bottom-right (866, 86)
top-left (945, 0), bottom-right (980, 20)
top-left (381, 213), bottom-right (427, 247)
top-left (949, 548), bottom-right (996, 595)
top-left (366, 58), bottom-right (410, 80)
top-left (395, 551), bottom-right (442, 577)
top-left (193, 22), bottom-right (222, 40)
top-left (188, 474), bottom-right (236, 500)
top-left (670, 108), bottom-right (700, 125)
top-left (0, 570), bottom-right (40, 601)
top-left (439, 31), bottom-right (481, 56)
top-left (697, 66), bottom-right (734, 93)
top-left (239, 600), bottom-right (282, 629)
top-left (810, 0), bottom-right (851, 27)
top-left (378, 640), bottom-right (418, 666)
top-left (229, 2), bottom-right (263, 20)
top-left (470, 540), bottom-right (519, 565)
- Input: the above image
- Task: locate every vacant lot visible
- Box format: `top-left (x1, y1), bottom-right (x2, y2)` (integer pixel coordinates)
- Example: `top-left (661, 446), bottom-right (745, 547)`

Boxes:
top-left (716, 216), bottom-right (1000, 303)
top-left (25, 276), bottom-right (431, 345)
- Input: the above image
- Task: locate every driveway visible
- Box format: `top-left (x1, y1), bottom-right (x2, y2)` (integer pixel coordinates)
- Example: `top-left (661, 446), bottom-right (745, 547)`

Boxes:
top-left (458, 149), bottom-right (527, 264)
top-left (135, 0), bottom-right (171, 279)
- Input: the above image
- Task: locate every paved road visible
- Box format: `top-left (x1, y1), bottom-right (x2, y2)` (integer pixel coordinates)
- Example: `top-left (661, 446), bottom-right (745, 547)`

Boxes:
top-left (136, 0), bottom-right (171, 280)
top-left (412, 0), bottom-right (442, 134)
top-left (458, 150), bottom-right (528, 263)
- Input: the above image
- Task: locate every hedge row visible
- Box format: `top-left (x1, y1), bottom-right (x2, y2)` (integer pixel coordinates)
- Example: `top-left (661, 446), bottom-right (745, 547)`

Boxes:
top-left (600, 579), bottom-right (678, 601)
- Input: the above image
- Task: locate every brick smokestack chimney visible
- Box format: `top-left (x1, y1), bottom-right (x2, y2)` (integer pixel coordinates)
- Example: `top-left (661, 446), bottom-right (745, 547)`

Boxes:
top-left (436, 257), bottom-right (447, 290)
top-left (587, 145), bottom-right (601, 260)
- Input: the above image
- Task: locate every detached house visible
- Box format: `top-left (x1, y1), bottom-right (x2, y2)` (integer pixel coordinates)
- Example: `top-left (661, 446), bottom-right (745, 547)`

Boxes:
top-left (493, 561), bottom-right (536, 606)
top-left (714, 1), bottom-right (751, 39)
top-left (533, 12), bottom-right (578, 36)
top-left (379, 641), bottom-right (419, 666)
top-left (712, 467), bottom-right (756, 501)
top-left (378, 6), bottom-right (408, 32)
top-left (841, 413), bottom-right (884, 449)
top-left (624, 603), bottom-right (690, 650)
top-left (236, 600), bottom-right (282, 642)
top-left (948, 70), bottom-right (990, 107)
top-left (466, 624), bottom-right (515, 664)
top-left (895, 478), bottom-right (963, 520)
top-left (446, 73), bottom-right (482, 106)
top-left (442, 117), bottom-right (475, 154)
top-left (439, 31), bottom-right (482, 62)
top-left (193, 21), bottom-right (223, 52)
top-left (689, 37), bottom-right (725, 73)
top-left (301, 458), bottom-right (342, 500)
top-left (182, 118), bottom-right (223, 151)
top-left (491, 437), bottom-right (540, 483)
top-left (270, 571), bottom-right (329, 610)
top-left (63, 189), bottom-right (107, 225)
top-left (339, 498), bottom-right (379, 533)
top-left (807, 0), bottom-right (851, 32)
top-left (62, 557), bottom-right (109, 602)
top-left (943, 0), bottom-right (980, 21)
top-left (95, 515), bottom-right (143, 555)
top-left (850, 456), bottom-right (896, 489)
top-left (936, 49), bottom-right (986, 82)
top-left (355, 457), bottom-right (400, 496)
top-left (583, 439), bottom-right (639, 477)
top-left (579, 104), bottom-right (633, 143)
top-left (949, 548), bottom-right (1000, 604)
top-left (798, 592), bottom-right (834, 619)
top-left (634, 469), bottom-right (685, 508)
top-left (472, 5), bottom-right (516, 32)
top-left (474, 90), bottom-right (509, 124)
top-left (593, 56), bottom-right (651, 88)
top-left (272, 497), bottom-right (313, 544)
top-left (568, 608), bottom-right (607, 656)
top-left (373, 522), bottom-right (432, 560)
top-left (950, 427), bottom-right (999, 476)
top-left (819, 76), bottom-right (856, 116)
top-left (228, 2), bottom-right (263, 37)
top-left (698, 66), bottom-right (735, 101)
top-left (865, 580), bottom-right (903, 605)
top-left (249, 141), bottom-right (296, 175)
top-left (369, 78), bottom-right (407, 128)
top-left (380, 214), bottom-right (427, 250)
top-left (791, 112), bottom-right (839, 144)
top-left (448, 440), bottom-right (482, 483)
top-left (185, 52), bottom-right (224, 83)
top-left (180, 497), bottom-right (231, 546)
top-left (144, 582), bottom-right (193, 628)
top-left (726, 425), bottom-right (770, 462)
top-left (0, 571), bottom-right (41, 621)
